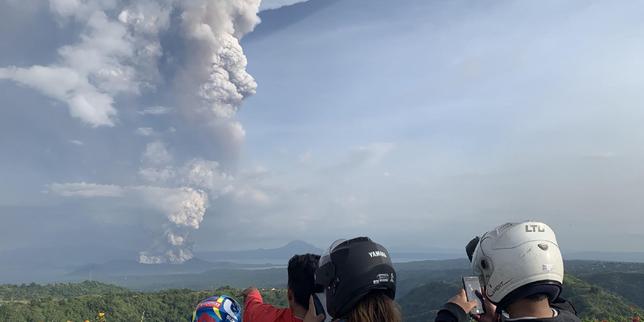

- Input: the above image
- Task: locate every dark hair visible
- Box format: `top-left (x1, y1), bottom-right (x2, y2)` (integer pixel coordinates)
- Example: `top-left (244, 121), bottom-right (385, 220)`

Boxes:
top-left (288, 253), bottom-right (321, 309)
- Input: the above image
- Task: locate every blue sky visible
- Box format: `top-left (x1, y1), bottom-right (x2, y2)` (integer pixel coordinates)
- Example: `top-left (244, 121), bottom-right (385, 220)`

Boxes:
top-left (260, 0), bottom-right (307, 10)
top-left (1, 0), bottom-right (644, 265)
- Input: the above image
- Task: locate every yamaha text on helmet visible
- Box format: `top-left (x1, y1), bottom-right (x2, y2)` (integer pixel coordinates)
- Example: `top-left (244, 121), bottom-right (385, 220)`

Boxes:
top-left (315, 237), bottom-right (396, 319)
top-left (466, 221), bottom-right (564, 310)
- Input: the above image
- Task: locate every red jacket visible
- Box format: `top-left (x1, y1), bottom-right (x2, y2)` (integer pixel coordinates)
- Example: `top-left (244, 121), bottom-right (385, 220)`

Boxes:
top-left (243, 289), bottom-right (302, 322)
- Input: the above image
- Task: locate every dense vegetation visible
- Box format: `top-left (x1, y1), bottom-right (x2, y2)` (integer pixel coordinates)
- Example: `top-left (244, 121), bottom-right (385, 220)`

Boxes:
top-left (0, 281), bottom-right (130, 301)
top-left (0, 283), bottom-right (287, 322)
top-left (2, 260), bottom-right (644, 322)
top-left (574, 272), bottom-right (644, 309)
top-left (561, 275), bottom-right (643, 322)
top-left (398, 275), bottom-right (644, 322)
top-left (398, 281), bottom-right (460, 322)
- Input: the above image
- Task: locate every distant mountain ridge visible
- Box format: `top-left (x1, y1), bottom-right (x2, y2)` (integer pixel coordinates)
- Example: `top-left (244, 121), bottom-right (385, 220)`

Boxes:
top-left (69, 258), bottom-right (225, 278)
top-left (565, 251), bottom-right (644, 263)
top-left (65, 241), bottom-right (322, 281)
top-left (195, 240), bottom-right (323, 263)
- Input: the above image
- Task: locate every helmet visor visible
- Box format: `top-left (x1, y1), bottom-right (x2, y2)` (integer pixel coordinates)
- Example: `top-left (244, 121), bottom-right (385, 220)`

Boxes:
top-left (465, 236), bottom-right (480, 262)
top-left (315, 239), bottom-right (347, 290)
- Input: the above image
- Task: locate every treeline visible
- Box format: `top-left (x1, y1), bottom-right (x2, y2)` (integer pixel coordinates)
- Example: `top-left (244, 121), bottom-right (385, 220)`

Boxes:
top-left (0, 284), bottom-right (287, 322)
top-left (0, 281), bottom-right (129, 301)
top-left (1, 275), bottom-right (643, 322)
top-left (398, 274), bottom-right (644, 322)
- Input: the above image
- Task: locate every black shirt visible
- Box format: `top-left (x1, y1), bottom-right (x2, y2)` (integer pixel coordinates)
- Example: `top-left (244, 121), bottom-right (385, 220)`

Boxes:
top-left (435, 298), bottom-right (581, 322)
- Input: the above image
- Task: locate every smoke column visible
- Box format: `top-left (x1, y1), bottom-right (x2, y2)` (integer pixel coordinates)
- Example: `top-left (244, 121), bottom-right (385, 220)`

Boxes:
top-left (138, 187), bottom-right (209, 264)
top-left (3, 0), bottom-right (262, 264)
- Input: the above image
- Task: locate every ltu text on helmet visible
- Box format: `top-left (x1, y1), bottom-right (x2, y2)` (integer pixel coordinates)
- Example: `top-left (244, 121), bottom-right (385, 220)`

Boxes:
top-left (525, 224), bottom-right (546, 232)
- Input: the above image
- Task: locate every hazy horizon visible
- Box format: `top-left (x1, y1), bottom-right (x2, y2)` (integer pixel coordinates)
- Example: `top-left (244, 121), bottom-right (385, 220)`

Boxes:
top-left (2, 0), bottom-right (644, 273)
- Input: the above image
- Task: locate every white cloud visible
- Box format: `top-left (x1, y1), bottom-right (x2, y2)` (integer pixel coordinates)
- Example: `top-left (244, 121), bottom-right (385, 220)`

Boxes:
top-left (0, 66), bottom-right (117, 127)
top-left (142, 141), bottom-right (173, 165)
top-left (1, 0), bottom-right (174, 127)
top-left (136, 127), bottom-right (156, 136)
top-left (69, 139), bottom-right (84, 146)
top-left (138, 106), bottom-right (173, 116)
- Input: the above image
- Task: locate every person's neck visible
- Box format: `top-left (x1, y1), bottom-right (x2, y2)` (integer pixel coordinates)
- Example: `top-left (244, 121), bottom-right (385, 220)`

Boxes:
top-left (507, 298), bottom-right (553, 319)
top-left (291, 304), bottom-right (307, 320)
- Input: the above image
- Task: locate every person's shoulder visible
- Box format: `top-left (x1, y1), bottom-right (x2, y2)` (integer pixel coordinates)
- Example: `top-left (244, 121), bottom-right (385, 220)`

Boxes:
top-left (551, 297), bottom-right (578, 316)
top-left (435, 302), bottom-right (468, 322)
top-left (554, 308), bottom-right (581, 322)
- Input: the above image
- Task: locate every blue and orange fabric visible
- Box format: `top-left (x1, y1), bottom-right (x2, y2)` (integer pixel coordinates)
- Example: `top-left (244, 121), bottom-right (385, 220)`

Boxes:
top-left (192, 295), bottom-right (242, 322)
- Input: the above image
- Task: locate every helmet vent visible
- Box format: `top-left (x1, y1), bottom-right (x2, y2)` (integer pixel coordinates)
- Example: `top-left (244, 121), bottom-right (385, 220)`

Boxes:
top-left (481, 259), bottom-right (489, 270)
top-left (538, 244), bottom-right (549, 251)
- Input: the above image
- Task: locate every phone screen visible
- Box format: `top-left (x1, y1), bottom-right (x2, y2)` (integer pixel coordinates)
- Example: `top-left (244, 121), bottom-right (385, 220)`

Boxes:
top-left (462, 276), bottom-right (485, 314)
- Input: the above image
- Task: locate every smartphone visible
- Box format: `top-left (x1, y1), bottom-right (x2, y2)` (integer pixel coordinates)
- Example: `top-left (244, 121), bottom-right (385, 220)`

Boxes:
top-left (312, 293), bottom-right (327, 320)
top-left (462, 276), bottom-right (485, 314)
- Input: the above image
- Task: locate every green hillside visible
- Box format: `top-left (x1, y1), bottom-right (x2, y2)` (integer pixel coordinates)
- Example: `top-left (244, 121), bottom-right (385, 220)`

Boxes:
top-left (398, 281), bottom-right (460, 322)
top-left (576, 272), bottom-right (644, 309)
top-left (562, 275), bottom-right (644, 322)
top-left (398, 275), bottom-right (644, 322)
top-left (2, 260), bottom-right (644, 321)
top-left (0, 284), bottom-right (287, 322)
top-left (0, 281), bottom-right (130, 301)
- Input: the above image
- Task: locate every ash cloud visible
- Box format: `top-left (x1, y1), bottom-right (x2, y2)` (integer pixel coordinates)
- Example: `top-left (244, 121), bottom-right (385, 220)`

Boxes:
top-left (4, 0), bottom-right (262, 264)
top-left (49, 183), bottom-right (208, 264)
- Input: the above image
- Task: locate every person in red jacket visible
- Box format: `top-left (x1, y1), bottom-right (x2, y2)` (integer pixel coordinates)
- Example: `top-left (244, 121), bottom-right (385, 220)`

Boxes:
top-left (243, 253), bottom-right (321, 322)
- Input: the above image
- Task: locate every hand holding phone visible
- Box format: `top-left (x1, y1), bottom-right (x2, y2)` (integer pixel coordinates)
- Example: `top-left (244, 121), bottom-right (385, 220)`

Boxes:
top-left (312, 294), bottom-right (326, 320)
top-left (462, 276), bottom-right (485, 315)
top-left (305, 295), bottom-right (326, 322)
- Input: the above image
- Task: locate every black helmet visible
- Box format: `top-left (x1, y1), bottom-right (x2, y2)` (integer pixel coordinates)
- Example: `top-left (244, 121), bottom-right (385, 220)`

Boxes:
top-left (315, 237), bottom-right (396, 319)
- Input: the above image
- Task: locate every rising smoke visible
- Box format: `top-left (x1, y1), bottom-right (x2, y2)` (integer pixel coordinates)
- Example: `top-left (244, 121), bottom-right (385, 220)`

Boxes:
top-left (3, 0), bottom-right (262, 264)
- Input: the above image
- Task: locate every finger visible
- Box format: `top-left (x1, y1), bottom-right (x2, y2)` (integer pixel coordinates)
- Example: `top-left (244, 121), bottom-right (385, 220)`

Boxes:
top-left (483, 299), bottom-right (496, 311)
top-left (475, 290), bottom-right (483, 299)
top-left (306, 296), bottom-right (316, 317)
top-left (315, 314), bottom-right (325, 322)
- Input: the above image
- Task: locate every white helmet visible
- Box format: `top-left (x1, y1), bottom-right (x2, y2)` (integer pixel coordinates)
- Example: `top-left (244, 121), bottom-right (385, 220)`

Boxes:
top-left (466, 221), bottom-right (564, 309)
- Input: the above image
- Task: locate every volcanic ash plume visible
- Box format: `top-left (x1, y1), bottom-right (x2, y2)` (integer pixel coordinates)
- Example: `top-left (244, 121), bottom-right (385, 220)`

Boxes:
top-left (132, 0), bottom-right (261, 264)
top-left (138, 187), bottom-right (209, 264)
top-left (48, 182), bottom-right (210, 264)
top-left (16, 0), bottom-right (263, 264)
top-left (173, 0), bottom-right (261, 148)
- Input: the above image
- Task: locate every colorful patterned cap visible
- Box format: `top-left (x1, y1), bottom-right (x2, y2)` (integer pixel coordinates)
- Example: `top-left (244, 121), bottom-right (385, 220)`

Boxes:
top-left (192, 295), bottom-right (242, 322)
